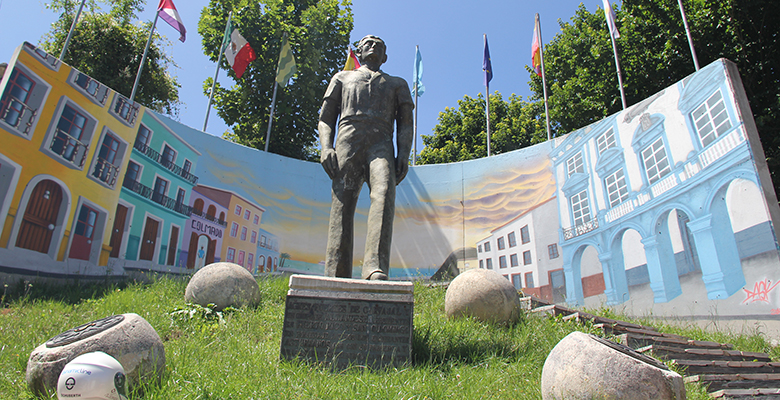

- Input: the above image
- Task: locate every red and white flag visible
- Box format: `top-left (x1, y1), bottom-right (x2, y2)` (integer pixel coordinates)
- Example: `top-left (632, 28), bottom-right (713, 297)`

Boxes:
top-left (158, 0), bottom-right (186, 42)
top-left (223, 21), bottom-right (256, 79)
top-left (531, 19), bottom-right (542, 77)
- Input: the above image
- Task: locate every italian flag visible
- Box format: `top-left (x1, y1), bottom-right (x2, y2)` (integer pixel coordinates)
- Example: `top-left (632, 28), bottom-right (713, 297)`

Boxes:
top-left (222, 20), bottom-right (256, 79)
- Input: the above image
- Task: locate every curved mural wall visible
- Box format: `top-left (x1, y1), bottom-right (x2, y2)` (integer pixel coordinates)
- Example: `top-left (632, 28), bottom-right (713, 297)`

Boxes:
top-left (1, 42), bottom-right (779, 321)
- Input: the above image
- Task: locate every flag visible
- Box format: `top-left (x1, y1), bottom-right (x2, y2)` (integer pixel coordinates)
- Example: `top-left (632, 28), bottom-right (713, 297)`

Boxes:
top-left (413, 46), bottom-right (425, 96)
top-left (222, 20), bottom-right (256, 79)
top-left (483, 35), bottom-right (493, 87)
top-left (157, 0), bottom-right (186, 42)
top-left (343, 48), bottom-right (361, 71)
top-left (602, 0), bottom-right (620, 40)
top-left (275, 34), bottom-right (296, 86)
top-left (531, 20), bottom-right (542, 77)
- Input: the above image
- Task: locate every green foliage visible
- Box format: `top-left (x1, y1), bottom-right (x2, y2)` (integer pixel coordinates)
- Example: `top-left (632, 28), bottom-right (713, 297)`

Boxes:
top-left (41, 0), bottom-right (181, 116)
top-left (170, 303), bottom-right (240, 334)
top-left (530, 0), bottom-right (780, 194)
top-left (417, 93), bottom-right (547, 165)
top-left (198, 0), bottom-right (354, 161)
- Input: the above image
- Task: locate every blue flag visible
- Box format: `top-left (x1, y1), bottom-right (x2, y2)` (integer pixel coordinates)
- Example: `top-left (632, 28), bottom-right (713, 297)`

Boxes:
top-left (483, 35), bottom-right (493, 87)
top-left (413, 46), bottom-right (425, 96)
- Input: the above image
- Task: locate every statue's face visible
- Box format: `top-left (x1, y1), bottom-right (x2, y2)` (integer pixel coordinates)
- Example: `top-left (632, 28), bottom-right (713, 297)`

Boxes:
top-left (357, 37), bottom-right (387, 64)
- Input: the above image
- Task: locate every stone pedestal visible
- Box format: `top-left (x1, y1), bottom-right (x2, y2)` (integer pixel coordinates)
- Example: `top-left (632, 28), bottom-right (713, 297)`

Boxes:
top-left (280, 275), bottom-right (414, 369)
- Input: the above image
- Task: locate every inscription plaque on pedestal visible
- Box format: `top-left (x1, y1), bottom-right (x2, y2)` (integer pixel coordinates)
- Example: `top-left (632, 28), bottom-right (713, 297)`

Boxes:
top-left (280, 275), bottom-right (414, 369)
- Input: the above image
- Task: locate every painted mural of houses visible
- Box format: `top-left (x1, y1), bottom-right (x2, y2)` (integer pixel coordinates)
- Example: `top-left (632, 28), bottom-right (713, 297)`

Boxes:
top-left (256, 228), bottom-right (280, 274)
top-left (550, 59), bottom-right (779, 309)
top-left (182, 185), bottom-right (228, 270)
top-left (476, 197), bottom-right (564, 302)
top-left (114, 111), bottom-right (200, 274)
top-left (0, 43), bottom-right (139, 275)
top-left (190, 185), bottom-right (266, 273)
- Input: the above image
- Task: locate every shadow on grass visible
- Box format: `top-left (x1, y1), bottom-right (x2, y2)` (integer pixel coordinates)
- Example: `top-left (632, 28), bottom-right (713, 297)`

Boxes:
top-left (412, 318), bottom-right (522, 367)
top-left (1, 278), bottom-right (130, 306)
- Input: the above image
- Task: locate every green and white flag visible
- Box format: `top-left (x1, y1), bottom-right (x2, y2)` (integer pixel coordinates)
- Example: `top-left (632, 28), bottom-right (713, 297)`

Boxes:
top-left (275, 34), bottom-right (296, 86)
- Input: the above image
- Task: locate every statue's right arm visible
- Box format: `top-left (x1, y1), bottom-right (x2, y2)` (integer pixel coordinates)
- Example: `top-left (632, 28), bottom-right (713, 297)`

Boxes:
top-left (319, 97), bottom-right (339, 179)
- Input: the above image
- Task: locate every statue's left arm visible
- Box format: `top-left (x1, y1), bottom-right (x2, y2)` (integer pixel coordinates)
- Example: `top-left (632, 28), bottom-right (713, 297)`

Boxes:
top-left (395, 79), bottom-right (415, 184)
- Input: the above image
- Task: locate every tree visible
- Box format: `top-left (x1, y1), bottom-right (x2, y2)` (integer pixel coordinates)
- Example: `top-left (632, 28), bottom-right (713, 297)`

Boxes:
top-left (530, 0), bottom-right (780, 194)
top-left (417, 92), bottom-right (546, 165)
top-left (42, 0), bottom-right (181, 116)
top-left (199, 0), bottom-right (353, 161)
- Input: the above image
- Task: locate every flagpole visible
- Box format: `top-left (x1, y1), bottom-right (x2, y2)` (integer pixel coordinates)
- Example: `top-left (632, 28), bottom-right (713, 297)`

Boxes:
top-left (484, 34), bottom-right (491, 157)
top-left (606, 15), bottom-right (627, 109)
top-left (130, 10), bottom-right (161, 104)
top-left (204, 11), bottom-right (232, 132)
top-left (413, 45), bottom-right (419, 166)
top-left (536, 14), bottom-right (552, 141)
top-left (677, 0), bottom-right (700, 71)
top-left (59, 0), bottom-right (87, 61)
top-left (265, 81), bottom-right (278, 152)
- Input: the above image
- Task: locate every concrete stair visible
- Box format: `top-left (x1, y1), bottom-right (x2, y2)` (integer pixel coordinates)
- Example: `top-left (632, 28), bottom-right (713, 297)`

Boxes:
top-left (519, 295), bottom-right (778, 399)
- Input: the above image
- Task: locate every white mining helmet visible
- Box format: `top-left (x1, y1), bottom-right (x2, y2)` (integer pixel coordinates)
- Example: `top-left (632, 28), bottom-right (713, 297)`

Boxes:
top-left (57, 351), bottom-right (129, 400)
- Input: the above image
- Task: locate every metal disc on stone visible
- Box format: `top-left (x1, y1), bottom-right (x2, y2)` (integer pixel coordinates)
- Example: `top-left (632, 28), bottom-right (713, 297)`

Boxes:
top-left (26, 313), bottom-right (165, 397)
top-left (541, 331), bottom-right (685, 399)
top-left (184, 262), bottom-right (261, 311)
top-left (444, 268), bottom-right (521, 324)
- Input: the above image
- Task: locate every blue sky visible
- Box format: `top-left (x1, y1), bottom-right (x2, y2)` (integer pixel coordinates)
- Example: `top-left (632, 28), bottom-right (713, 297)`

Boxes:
top-left (0, 0), bottom-right (609, 155)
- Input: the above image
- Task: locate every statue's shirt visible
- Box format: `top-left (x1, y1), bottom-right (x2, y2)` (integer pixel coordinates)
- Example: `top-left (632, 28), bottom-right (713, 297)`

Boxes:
top-left (323, 66), bottom-right (413, 143)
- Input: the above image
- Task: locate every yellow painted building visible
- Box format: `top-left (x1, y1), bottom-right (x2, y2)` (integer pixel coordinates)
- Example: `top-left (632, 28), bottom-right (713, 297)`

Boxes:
top-left (0, 43), bottom-right (143, 268)
top-left (223, 193), bottom-right (266, 272)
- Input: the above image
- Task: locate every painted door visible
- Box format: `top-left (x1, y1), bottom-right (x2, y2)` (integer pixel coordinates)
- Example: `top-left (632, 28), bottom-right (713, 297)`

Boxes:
top-left (206, 239), bottom-right (216, 265)
top-left (187, 232), bottom-right (198, 269)
top-left (167, 226), bottom-right (179, 266)
top-left (70, 204), bottom-right (98, 261)
top-left (139, 217), bottom-right (159, 261)
top-left (16, 180), bottom-right (62, 253)
top-left (109, 204), bottom-right (128, 258)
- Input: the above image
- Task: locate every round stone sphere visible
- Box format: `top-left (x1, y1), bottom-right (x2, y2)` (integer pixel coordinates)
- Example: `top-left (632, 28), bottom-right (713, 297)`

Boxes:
top-left (26, 313), bottom-right (165, 397)
top-left (444, 268), bottom-right (521, 323)
top-left (541, 331), bottom-right (685, 399)
top-left (185, 262), bottom-right (261, 311)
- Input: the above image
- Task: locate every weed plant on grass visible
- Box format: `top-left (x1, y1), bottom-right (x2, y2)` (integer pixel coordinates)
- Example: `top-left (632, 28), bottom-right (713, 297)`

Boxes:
top-left (0, 275), bottom-right (765, 399)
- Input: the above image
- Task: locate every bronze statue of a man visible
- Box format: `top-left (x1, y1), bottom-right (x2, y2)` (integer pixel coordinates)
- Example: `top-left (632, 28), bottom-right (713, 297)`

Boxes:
top-left (319, 35), bottom-right (414, 280)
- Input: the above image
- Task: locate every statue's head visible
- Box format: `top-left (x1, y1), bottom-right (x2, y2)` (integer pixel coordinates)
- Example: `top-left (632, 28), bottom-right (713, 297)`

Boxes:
top-left (355, 35), bottom-right (387, 65)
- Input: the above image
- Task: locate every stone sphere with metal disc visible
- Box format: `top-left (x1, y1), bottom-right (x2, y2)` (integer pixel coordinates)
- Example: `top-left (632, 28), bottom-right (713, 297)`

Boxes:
top-left (444, 268), bottom-right (521, 323)
top-left (26, 313), bottom-right (165, 397)
top-left (184, 262), bottom-right (261, 311)
top-left (541, 331), bottom-right (685, 399)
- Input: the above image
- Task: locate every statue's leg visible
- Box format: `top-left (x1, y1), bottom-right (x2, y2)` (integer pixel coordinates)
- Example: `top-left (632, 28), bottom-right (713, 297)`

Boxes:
top-left (362, 151), bottom-right (396, 279)
top-left (324, 149), bottom-right (363, 278)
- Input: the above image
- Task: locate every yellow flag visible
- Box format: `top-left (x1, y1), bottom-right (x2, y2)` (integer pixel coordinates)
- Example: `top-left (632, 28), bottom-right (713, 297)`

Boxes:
top-left (275, 34), bottom-right (296, 86)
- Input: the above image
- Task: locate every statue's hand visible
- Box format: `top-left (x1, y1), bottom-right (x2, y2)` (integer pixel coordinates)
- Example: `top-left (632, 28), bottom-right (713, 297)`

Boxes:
top-left (321, 148), bottom-right (338, 179)
top-left (395, 157), bottom-right (409, 185)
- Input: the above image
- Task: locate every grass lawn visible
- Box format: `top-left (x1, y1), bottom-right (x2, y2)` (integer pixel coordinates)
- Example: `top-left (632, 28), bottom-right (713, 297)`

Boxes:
top-left (1, 275), bottom-right (776, 399)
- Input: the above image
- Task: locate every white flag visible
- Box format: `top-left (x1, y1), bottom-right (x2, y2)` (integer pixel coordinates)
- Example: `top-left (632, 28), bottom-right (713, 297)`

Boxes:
top-left (602, 0), bottom-right (621, 39)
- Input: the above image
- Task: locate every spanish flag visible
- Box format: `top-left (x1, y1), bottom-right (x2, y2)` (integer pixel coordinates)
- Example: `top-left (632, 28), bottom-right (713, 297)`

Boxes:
top-left (343, 48), bottom-right (361, 71)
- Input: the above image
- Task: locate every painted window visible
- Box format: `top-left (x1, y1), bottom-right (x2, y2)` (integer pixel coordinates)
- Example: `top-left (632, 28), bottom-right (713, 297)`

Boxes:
top-left (260, 235), bottom-right (267, 247)
top-left (183, 159), bottom-right (192, 174)
top-left (641, 137), bottom-right (671, 185)
top-left (525, 272), bottom-right (535, 288)
top-left (693, 90), bottom-right (732, 147)
top-left (226, 247), bottom-right (236, 262)
top-left (485, 258), bottom-right (493, 269)
top-left (566, 151), bottom-right (584, 176)
top-left (497, 236), bottom-right (505, 250)
top-left (596, 127), bottom-right (616, 155)
top-left (161, 145), bottom-right (176, 168)
top-left (484, 241), bottom-right (491, 252)
top-left (507, 232), bottom-right (517, 247)
top-left (136, 125), bottom-right (151, 148)
top-left (478, 244), bottom-right (482, 253)
top-left (74, 72), bottom-right (108, 105)
top-left (247, 253), bottom-right (254, 271)
top-left (234, 205), bottom-right (242, 215)
top-left (605, 168), bottom-right (629, 207)
top-left (250, 230), bottom-right (257, 244)
top-left (548, 244), bottom-right (559, 259)
top-left (238, 250), bottom-right (245, 267)
top-left (523, 250), bottom-right (532, 265)
top-left (51, 105), bottom-right (88, 165)
top-left (253, 215), bottom-right (259, 225)
top-left (124, 161), bottom-right (141, 183)
top-left (0, 69), bottom-right (35, 129)
top-left (92, 133), bottom-right (121, 185)
top-left (230, 222), bottom-right (239, 237)
top-left (152, 177), bottom-right (168, 205)
top-left (512, 274), bottom-right (522, 290)
top-left (240, 226), bottom-right (247, 241)
top-left (520, 225), bottom-right (530, 244)
top-left (175, 188), bottom-right (185, 209)
top-left (113, 94), bottom-right (138, 124)
top-left (510, 253), bottom-right (519, 267)
top-left (570, 190), bottom-right (591, 226)
top-left (244, 209), bottom-right (251, 220)
top-left (479, 259), bottom-right (484, 268)
top-left (499, 255), bottom-right (507, 268)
